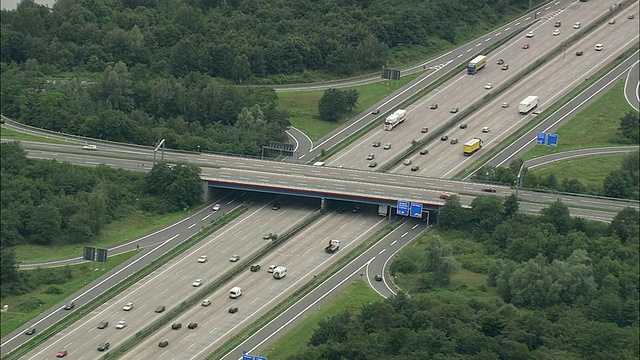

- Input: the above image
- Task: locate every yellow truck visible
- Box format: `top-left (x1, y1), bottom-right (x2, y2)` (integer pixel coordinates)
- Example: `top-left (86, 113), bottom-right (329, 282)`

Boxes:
top-left (463, 138), bottom-right (483, 156)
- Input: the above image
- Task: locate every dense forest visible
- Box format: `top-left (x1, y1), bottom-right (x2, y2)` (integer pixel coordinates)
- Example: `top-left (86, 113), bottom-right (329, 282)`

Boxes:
top-left (1, 0), bottom-right (542, 155)
top-left (0, 141), bottom-right (202, 296)
top-left (289, 197), bottom-right (639, 359)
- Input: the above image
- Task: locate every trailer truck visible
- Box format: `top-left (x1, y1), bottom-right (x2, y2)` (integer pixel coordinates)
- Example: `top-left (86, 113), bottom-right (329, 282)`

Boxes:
top-left (272, 266), bottom-right (287, 279)
top-left (467, 55), bottom-right (487, 74)
top-left (463, 138), bottom-right (483, 156)
top-left (519, 96), bottom-right (539, 114)
top-left (384, 109), bottom-right (407, 130)
top-left (325, 239), bottom-right (340, 253)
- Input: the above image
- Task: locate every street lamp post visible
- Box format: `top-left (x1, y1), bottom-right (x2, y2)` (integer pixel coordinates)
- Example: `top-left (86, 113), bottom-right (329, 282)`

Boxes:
top-left (516, 162), bottom-right (525, 199)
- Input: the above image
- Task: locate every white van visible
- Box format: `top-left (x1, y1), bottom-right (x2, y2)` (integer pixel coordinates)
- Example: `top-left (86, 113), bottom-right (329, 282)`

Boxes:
top-left (229, 286), bottom-right (243, 299)
top-left (313, 162), bottom-right (325, 166)
top-left (595, 44), bottom-right (603, 51)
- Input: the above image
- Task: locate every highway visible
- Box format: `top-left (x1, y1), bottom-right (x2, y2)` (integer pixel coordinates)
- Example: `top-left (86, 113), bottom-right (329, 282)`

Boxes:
top-left (624, 58), bottom-right (640, 111)
top-left (523, 146), bottom-right (639, 169)
top-left (20, 201), bottom-right (319, 359)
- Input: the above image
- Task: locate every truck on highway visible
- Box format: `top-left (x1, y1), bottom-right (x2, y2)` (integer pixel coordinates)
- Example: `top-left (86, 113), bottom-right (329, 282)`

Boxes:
top-left (384, 109), bottom-right (407, 131)
top-left (325, 239), bottom-right (340, 253)
top-left (463, 138), bottom-right (483, 156)
top-left (378, 204), bottom-right (389, 216)
top-left (519, 96), bottom-right (539, 114)
top-left (467, 55), bottom-right (487, 74)
top-left (272, 266), bottom-right (287, 279)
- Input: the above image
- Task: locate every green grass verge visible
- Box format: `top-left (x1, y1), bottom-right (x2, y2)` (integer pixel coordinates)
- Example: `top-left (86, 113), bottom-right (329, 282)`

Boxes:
top-left (283, 73), bottom-right (422, 141)
top-left (0, 127), bottom-right (73, 145)
top-left (15, 210), bottom-right (192, 264)
top-left (521, 82), bottom-right (638, 160)
top-left (530, 153), bottom-right (629, 190)
top-left (3, 205), bottom-right (249, 360)
top-left (261, 280), bottom-right (383, 360)
top-left (0, 252), bottom-right (138, 338)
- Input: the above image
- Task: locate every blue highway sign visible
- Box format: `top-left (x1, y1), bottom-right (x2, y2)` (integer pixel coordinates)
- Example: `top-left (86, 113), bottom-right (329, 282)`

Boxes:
top-left (397, 200), bottom-right (410, 216)
top-left (547, 133), bottom-right (558, 146)
top-left (537, 132), bottom-right (546, 145)
top-left (410, 203), bottom-right (423, 218)
top-left (242, 355), bottom-right (254, 360)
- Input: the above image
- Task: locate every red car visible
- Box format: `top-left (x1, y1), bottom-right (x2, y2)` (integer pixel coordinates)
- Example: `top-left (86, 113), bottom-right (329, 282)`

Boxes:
top-left (501, 64), bottom-right (509, 70)
top-left (439, 194), bottom-right (450, 200)
top-left (522, 43), bottom-right (529, 49)
top-left (56, 349), bottom-right (68, 358)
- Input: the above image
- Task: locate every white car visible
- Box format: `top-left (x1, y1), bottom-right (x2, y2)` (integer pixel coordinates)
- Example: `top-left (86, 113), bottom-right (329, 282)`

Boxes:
top-left (115, 320), bottom-right (127, 329)
top-left (122, 302), bottom-right (134, 311)
top-left (229, 255), bottom-right (240, 262)
top-left (403, 159), bottom-right (412, 166)
top-left (484, 83), bottom-right (493, 90)
top-left (267, 265), bottom-right (277, 273)
top-left (197, 255), bottom-right (208, 263)
top-left (553, 29), bottom-right (560, 36)
top-left (212, 203), bottom-right (221, 211)
top-left (201, 299), bottom-right (211, 306)
top-left (595, 44), bottom-right (603, 51)
top-left (573, 22), bottom-right (581, 29)
top-left (482, 127), bottom-right (490, 133)
top-left (501, 102), bottom-right (510, 108)
top-left (526, 31), bottom-right (534, 38)
top-left (192, 279), bottom-right (203, 287)
top-left (82, 144), bottom-right (97, 151)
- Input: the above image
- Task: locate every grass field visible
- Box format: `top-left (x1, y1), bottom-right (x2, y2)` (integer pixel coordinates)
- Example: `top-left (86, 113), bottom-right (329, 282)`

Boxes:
top-left (530, 153), bottom-right (628, 190)
top-left (0, 126), bottom-right (74, 145)
top-left (15, 210), bottom-right (191, 263)
top-left (261, 280), bottom-right (382, 360)
top-left (0, 251), bottom-right (137, 338)
top-left (522, 82), bottom-right (638, 160)
top-left (282, 72), bottom-right (422, 141)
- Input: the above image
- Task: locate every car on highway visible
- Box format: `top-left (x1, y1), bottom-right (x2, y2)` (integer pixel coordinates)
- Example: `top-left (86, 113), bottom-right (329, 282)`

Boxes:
top-left (484, 83), bottom-right (493, 90)
top-left (188, 322), bottom-right (198, 329)
top-left (450, 138), bottom-right (458, 144)
top-left (212, 203), bottom-right (221, 211)
top-left (155, 305), bottom-right (165, 313)
top-left (336, 207), bottom-right (345, 214)
top-left (123, 302), bottom-right (134, 311)
top-left (383, 143), bottom-right (391, 150)
top-left (366, 153), bottom-right (375, 160)
top-left (375, 275), bottom-right (383, 282)
top-left (197, 255), bottom-right (208, 263)
top-left (608, 18), bottom-right (616, 24)
top-left (115, 320), bottom-right (127, 329)
top-left (501, 102), bottom-right (510, 108)
top-left (573, 21), bottom-right (581, 29)
top-left (552, 29), bottom-right (560, 36)
top-left (368, 161), bottom-right (377, 168)
top-left (439, 193), bottom-right (450, 200)
top-left (521, 43), bottom-right (529, 49)
top-left (450, 107), bottom-right (459, 113)
top-left (411, 165), bottom-right (420, 171)
top-left (250, 264), bottom-right (261, 272)
top-left (159, 340), bottom-right (169, 348)
top-left (555, 20), bottom-right (561, 27)
top-left (371, 107), bottom-right (380, 114)
top-left (82, 144), bottom-right (97, 151)
top-left (482, 127), bottom-right (490, 133)
top-left (97, 321), bottom-right (109, 329)
top-left (97, 342), bottom-right (110, 351)
top-left (268, 265), bottom-right (277, 273)
top-left (25, 327), bottom-right (36, 335)
top-left (63, 302), bottom-right (74, 310)
top-left (229, 255), bottom-right (240, 262)
top-left (576, 51), bottom-right (584, 56)
top-left (496, 58), bottom-right (504, 65)
top-left (56, 349), bottom-right (68, 358)
top-left (352, 206), bottom-right (360, 213)
top-left (429, 103), bottom-right (438, 109)
top-left (501, 64), bottom-right (509, 70)
top-left (372, 141), bottom-right (381, 147)
top-left (595, 44), bottom-right (603, 51)
top-left (171, 323), bottom-right (182, 330)
top-left (482, 188), bottom-right (497, 193)
top-left (192, 279), bottom-right (203, 287)
top-left (526, 31), bottom-right (534, 38)
top-left (229, 307), bottom-right (239, 313)
top-left (403, 159), bottom-right (412, 166)
top-left (629, 14), bottom-right (635, 19)
top-left (459, 123), bottom-right (467, 129)
top-left (201, 299), bottom-right (211, 307)
top-left (421, 126), bottom-right (429, 133)
top-left (271, 202), bottom-right (281, 210)
top-left (419, 148), bottom-right (429, 155)
top-left (263, 232), bottom-right (273, 239)
top-left (440, 135), bottom-right (449, 141)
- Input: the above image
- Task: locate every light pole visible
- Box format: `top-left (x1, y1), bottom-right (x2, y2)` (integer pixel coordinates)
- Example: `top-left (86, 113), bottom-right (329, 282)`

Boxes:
top-left (516, 162), bottom-right (525, 199)
top-left (197, 145), bottom-right (200, 153)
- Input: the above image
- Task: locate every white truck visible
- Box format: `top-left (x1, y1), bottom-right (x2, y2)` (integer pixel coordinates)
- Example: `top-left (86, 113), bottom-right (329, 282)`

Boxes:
top-left (325, 239), bottom-right (340, 253)
top-left (272, 266), bottom-right (287, 279)
top-left (384, 109), bottom-right (407, 131)
top-left (519, 96), bottom-right (539, 114)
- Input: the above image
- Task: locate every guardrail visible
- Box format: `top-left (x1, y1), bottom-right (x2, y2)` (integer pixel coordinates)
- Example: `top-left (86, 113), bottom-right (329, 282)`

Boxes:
top-left (3, 205), bottom-right (249, 360)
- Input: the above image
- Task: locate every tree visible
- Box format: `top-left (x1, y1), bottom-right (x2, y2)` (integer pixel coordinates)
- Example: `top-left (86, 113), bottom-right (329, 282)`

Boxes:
top-left (99, 61), bottom-right (134, 111)
top-left (423, 238), bottom-right (457, 286)
top-left (317, 88), bottom-right (359, 122)
top-left (540, 200), bottom-right (571, 234)
top-left (436, 195), bottom-right (467, 230)
top-left (469, 196), bottom-right (504, 235)
top-left (603, 170), bottom-right (630, 199)
top-left (618, 111), bottom-right (639, 143)
top-left (503, 193), bottom-right (519, 218)
top-left (231, 54), bottom-right (252, 84)
top-left (27, 204), bottom-right (62, 245)
top-left (608, 207), bottom-right (639, 243)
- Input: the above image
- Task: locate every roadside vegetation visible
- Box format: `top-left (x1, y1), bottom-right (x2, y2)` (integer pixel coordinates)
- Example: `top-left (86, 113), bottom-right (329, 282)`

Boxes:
top-left (267, 197), bottom-right (639, 359)
top-left (0, 126), bottom-right (74, 145)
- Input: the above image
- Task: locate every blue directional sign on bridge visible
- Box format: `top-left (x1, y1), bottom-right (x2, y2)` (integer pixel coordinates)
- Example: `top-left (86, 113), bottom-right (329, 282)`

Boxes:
top-left (255, 357), bottom-right (268, 360)
top-left (410, 202), bottom-right (423, 218)
top-left (537, 132), bottom-right (546, 145)
top-left (397, 200), bottom-right (410, 216)
top-left (243, 355), bottom-right (254, 360)
top-left (547, 133), bottom-right (558, 146)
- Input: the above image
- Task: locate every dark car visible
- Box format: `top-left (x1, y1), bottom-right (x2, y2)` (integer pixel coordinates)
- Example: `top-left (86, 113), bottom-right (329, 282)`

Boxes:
top-left (187, 322), bottom-right (198, 329)
top-left (372, 141), bottom-right (381, 147)
top-left (63, 302), bottom-right (75, 310)
top-left (459, 123), bottom-right (467, 129)
top-left (171, 323), bottom-right (182, 330)
top-left (336, 207), bottom-right (346, 214)
top-left (97, 342), bottom-right (110, 351)
top-left (97, 321), bottom-right (109, 329)
top-left (371, 108), bottom-right (380, 115)
top-left (411, 165), bottom-right (420, 171)
top-left (440, 135), bottom-right (449, 141)
top-left (576, 50), bottom-right (584, 56)
top-left (229, 307), bottom-right (239, 313)
top-left (419, 148), bottom-right (429, 155)
top-left (250, 264), bottom-right (261, 272)
top-left (155, 305), bottom-right (165, 313)
top-left (25, 327), bottom-right (36, 335)
top-left (271, 202), bottom-right (281, 210)
top-left (497, 58), bottom-right (504, 65)
top-left (501, 64), bottom-right (509, 70)
top-left (374, 275), bottom-right (383, 282)
top-left (482, 188), bottom-right (497, 193)
top-left (159, 340), bottom-right (169, 348)
top-left (352, 206), bottom-right (360, 213)
top-left (430, 103), bottom-right (438, 109)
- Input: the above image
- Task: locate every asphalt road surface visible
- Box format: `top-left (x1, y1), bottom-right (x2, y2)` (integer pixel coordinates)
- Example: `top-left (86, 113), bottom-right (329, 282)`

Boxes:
top-left (523, 146), bottom-right (639, 169)
top-left (624, 58), bottom-right (640, 111)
